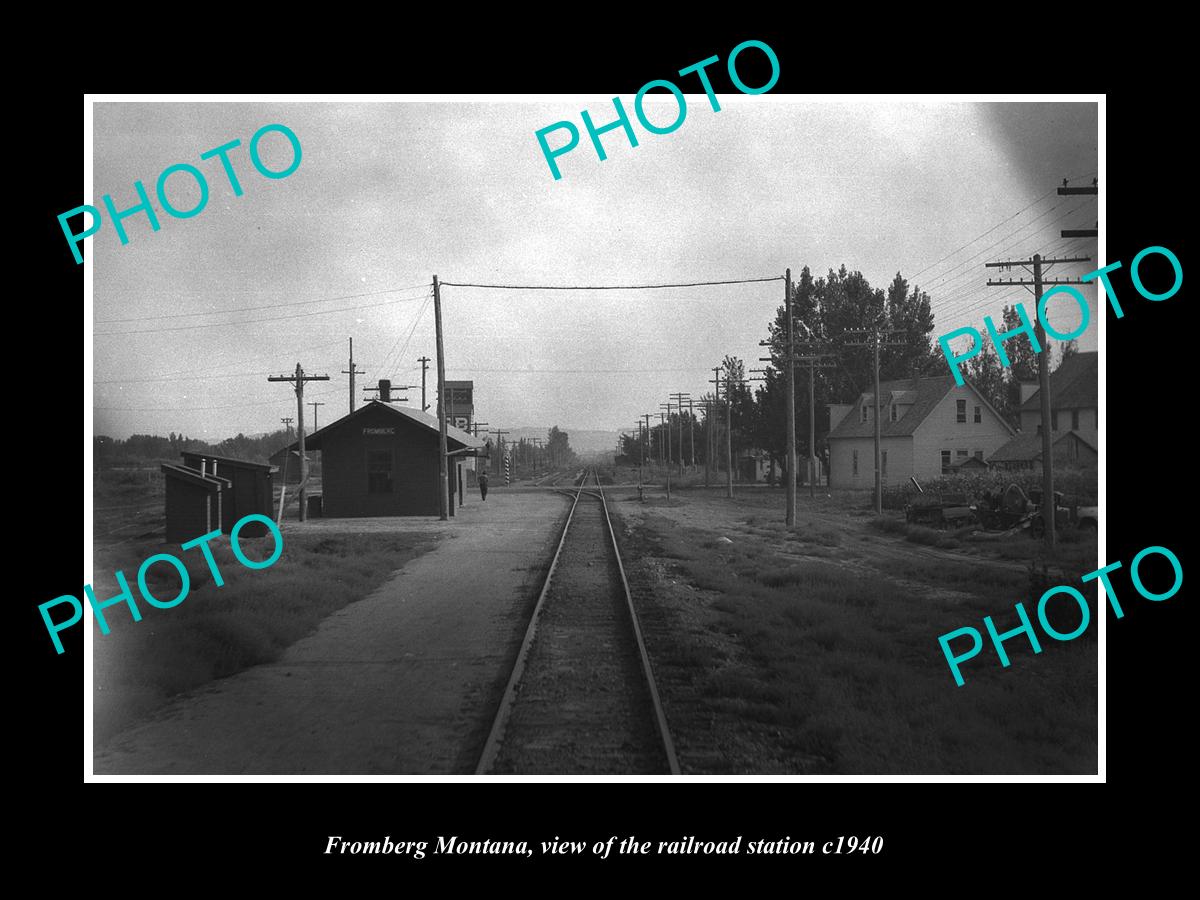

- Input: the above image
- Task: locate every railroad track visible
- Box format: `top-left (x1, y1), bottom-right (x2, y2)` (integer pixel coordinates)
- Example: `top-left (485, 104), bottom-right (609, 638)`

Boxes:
top-left (476, 467), bottom-right (679, 775)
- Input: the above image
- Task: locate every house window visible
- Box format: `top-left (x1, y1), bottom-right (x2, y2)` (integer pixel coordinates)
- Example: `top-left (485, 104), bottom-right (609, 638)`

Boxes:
top-left (890, 404), bottom-right (897, 422)
top-left (974, 405), bottom-right (981, 423)
top-left (861, 405), bottom-right (868, 423)
top-left (1052, 410), bottom-right (1059, 431)
top-left (882, 450), bottom-right (888, 476)
top-left (941, 450), bottom-right (952, 475)
top-left (367, 449), bottom-right (394, 494)
top-left (974, 450), bottom-right (984, 461)
top-left (852, 449), bottom-right (859, 476)
top-left (956, 399), bottom-right (966, 423)
top-left (957, 450), bottom-right (969, 464)
top-left (1071, 409), bottom-right (1080, 430)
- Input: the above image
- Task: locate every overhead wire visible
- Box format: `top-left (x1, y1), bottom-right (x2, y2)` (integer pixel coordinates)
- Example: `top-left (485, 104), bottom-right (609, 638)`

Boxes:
top-left (95, 292), bottom-right (432, 336)
top-left (95, 283), bottom-right (433, 325)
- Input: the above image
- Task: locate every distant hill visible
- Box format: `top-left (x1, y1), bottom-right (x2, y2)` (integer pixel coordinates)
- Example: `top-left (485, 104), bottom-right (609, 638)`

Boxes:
top-left (507, 427), bottom-right (621, 455)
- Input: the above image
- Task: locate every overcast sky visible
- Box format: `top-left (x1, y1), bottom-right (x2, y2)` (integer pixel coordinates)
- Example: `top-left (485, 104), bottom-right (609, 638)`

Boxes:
top-left (91, 99), bottom-right (1098, 440)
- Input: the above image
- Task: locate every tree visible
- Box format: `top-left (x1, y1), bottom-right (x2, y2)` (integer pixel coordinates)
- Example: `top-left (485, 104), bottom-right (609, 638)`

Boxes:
top-left (965, 340), bottom-right (1011, 425)
top-left (545, 426), bottom-right (577, 469)
top-left (1056, 339), bottom-right (1079, 369)
top-left (881, 272), bottom-right (938, 379)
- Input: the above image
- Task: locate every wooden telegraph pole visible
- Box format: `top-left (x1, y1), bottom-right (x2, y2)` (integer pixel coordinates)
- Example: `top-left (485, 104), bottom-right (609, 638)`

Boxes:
top-left (844, 324), bottom-right (905, 515)
top-left (268, 363), bottom-right (330, 522)
top-left (784, 268), bottom-right (796, 526)
top-left (418, 356), bottom-right (432, 411)
top-left (669, 392), bottom-right (690, 475)
top-left (342, 338), bottom-right (365, 414)
top-left (308, 401), bottom-right (325, 431)
top-left (432, 276), bottom-right (450, 520)
top-left (985, 252), bottom-right (1090, 548)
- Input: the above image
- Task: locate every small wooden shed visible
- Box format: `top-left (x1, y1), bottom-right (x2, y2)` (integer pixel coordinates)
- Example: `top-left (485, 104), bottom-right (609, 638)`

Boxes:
top-left (179, 452), bottom-right (274, 536)
top-left (161, 464), bottom-right (231, 543)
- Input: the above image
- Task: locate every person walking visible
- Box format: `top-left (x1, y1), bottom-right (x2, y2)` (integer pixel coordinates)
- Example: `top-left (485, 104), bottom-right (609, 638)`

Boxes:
top-left (478, 470), bottom-right (489, 501)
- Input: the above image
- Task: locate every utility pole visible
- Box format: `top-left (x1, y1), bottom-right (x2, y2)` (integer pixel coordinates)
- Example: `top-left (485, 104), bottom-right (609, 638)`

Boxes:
top-left (1058, 178), bottom-right (1098, 239)
top-left (669, 392), bottom-right (690, 475)
top-left (705, 367), bottom-right (715, 489)
top-left (432, 276), bottom-right (449, 520)
top-left (488, 429), bottom-right (509, 476)
top-left (659, 402), bottom-right (674, 471)
top-left (703, 398), bottom-right (712, 487)
top-left (844, 325), bottom-right (905, 515)
top-left (759, 348), bottom-right (836, 499)
top-left (725, 375), bottom-right (733, 499)
top-left (308, 401), bottom-right (325, 431)
top-left (635, 420), bottom-right (646, 486)
top-left (342, 337), bottom-right (365, 414)
top-left (985, 251), bottom-right (1090, 549)
top-left (642, 413), bottom-right (654, 472)
top-left (784, 268), bottom-right (796, 526)
top-left (268, 363), bottom-right (330, 522)
top-left (280, 416), bottom-right (293, 437)
top-left (710, 368), bottom-right (764, 499)
top-left (417, 356), bottom-right (432, 412)
top-left (688, 397), bottom-right (696, 470)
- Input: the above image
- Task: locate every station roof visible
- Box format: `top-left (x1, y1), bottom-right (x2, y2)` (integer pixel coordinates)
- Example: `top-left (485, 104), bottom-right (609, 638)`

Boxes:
top-left (283, 401), bottom-right (485, 453)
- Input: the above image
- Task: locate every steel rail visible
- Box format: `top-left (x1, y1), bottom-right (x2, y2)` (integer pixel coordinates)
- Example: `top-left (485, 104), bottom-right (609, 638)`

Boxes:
top-left (593, 469), bottom-right (681, 775)
top-left (474, 477), bottom-right (584, 774)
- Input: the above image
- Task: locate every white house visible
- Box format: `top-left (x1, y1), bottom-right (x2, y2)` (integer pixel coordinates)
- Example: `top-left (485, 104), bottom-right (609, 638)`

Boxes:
top-left (827, 375), bottom-right (1015, 488)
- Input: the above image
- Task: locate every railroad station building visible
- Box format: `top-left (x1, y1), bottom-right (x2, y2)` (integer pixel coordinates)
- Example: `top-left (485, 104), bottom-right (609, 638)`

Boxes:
top-left (283, 400), bottom-right (485, 517)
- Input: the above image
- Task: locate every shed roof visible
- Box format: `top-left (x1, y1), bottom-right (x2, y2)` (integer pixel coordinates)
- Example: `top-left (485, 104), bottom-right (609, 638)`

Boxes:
top-left (161, 463), bottom-right (231, 491)
top-left (828, 375), bottom-right (1014, 440)
top-left (180, 451), bottom-right (272, 471)
top-left (286, 401), bottom-right (485, 452)
top-left (1020, 352), bottom-right (1098, 411)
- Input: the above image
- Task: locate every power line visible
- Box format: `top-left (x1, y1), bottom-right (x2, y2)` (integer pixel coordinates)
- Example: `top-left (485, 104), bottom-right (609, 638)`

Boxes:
top-left (439, 276), bottom-right (783, 290)
top-left (95, 386), bottom-right (341, 412)
top-left (907, 172), bottom-right (1095, 285)
top-left (926, 201), bottom-right (1095, 319)
top-left (908, 186), bottom-right (1058, 283)
top-left (94, 338), bottom-right (347, 384)
top-left (376, 293), bottom-right (433, 377)
top-left (95, 293), bottom-right (431, 336)
top-left (95, 284), bottom-right (432, 325)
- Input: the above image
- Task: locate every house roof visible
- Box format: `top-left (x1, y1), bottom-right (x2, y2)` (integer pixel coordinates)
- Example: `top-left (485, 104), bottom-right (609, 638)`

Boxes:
top-left (988, 429), bottom-right (1096, 462)
top-left (828, 374), bottom-right (1014, 440)
top-left (1020, 351), bottom-right (1098, 411)
top-left (284, 401), bottom-right (485, 452)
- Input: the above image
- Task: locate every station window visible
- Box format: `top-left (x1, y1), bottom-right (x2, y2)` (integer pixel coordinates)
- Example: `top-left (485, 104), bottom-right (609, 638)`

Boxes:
top-left (1071, 409), bottom-right (1080, 430)
top-left (882, 450), bottom-right (888, 476)
top-left (367, 449), bottom-right (394, 494)
top-left (852, 449), bottom-right (859, 476)
top-left (861, 405), bottom-right (868, 423)
top-left (974, 405), bottom-right (981, 423)
top-left (974, 450), bottom-right (984, 461)
top-left (941, 450), bottom-right (952, 474)
top-left (956, 399), bottom-right (967, 423)
top-left (890, 405), bottom-right (898, 422)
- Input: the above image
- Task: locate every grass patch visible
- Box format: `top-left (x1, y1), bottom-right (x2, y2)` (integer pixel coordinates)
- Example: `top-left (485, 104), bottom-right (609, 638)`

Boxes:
top-left (93, 531), bottom-right (437, 744)
top-left (628, 514), bottom-right (1097, 774)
